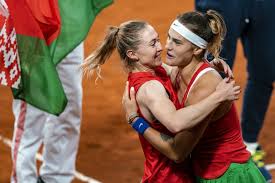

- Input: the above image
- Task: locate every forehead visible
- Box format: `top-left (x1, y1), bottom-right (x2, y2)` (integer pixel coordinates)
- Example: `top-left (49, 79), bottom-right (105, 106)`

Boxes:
top-left (139, 24), bottom-right (158, 43)
top-left (168, 27), bottom-right (184, 41)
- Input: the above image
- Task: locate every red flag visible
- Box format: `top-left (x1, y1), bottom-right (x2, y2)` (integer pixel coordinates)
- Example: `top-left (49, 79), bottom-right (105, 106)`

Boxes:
top-left (9, 0), bottom-right (61, 45)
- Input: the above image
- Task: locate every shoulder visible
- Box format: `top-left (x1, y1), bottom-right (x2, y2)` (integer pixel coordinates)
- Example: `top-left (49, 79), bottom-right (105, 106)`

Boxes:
top-left (136, 80), bottom-right (168, 104)
top-left (190, 69), bottom-right (222, 102)
top-left (195, 69), bottom-right (222, 91)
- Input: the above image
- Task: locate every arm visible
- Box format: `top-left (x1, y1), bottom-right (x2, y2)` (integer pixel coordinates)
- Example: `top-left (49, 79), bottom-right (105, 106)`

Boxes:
top-left (161, 63), bottom-right (179, 84)
top-left (143, 119), bottom-right (210, 163)
top-left (161, 63), bottom-right (174, 76)
top-left (130, 71), bottom-right (227, 162)
top-left (211, 101), bottom-right (232, 121)
top-left (123, 78), bottom-right (240, 133)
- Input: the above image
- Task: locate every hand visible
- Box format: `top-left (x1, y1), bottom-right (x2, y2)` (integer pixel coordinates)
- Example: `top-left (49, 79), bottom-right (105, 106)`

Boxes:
top-left (122, 81), bottom-right (138, 121)
top-left (210, 58), bottom-right (234, 79)
top-left (215, 78), bottom-right (241, 101)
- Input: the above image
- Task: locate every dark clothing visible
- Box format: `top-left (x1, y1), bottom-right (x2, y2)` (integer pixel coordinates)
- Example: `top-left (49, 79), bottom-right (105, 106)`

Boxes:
top-left (196, 0), bottom-right (275, 142)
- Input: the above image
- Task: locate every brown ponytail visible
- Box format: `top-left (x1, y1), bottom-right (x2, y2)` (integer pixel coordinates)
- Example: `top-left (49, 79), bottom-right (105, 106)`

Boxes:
top-left (81, 26), bottom-right (119, 79)
top-left (205, 10), bottom-right (227, 59)
top-left (176, 10), bottom-right (227, 59)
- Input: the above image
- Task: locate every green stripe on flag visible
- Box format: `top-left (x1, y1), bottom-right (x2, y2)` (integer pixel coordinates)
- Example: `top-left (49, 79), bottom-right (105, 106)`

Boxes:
top-left (52, 0), bottom-right (113, 65)
top-left (13, 35), bottom-right (66, 115)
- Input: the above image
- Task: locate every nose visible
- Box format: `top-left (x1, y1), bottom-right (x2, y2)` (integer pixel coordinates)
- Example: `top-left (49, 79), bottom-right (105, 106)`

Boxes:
top-left (157, 41), bottom-right (162, 52)
top-left (165, 38), bottom-right (172, 50)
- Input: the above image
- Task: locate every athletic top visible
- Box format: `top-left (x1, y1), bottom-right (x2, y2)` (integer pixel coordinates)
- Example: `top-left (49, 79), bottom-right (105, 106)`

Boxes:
top-left (180, 62), bottom-right (250, 179)
top-left (128, 66), bottom-right (194, 183)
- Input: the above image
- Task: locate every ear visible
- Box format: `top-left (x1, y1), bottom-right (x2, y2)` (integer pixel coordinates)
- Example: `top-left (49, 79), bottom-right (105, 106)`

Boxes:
top-left (126, 50), bottom-right (139, 61)
top-left (193, 47), bottom-right (204, 56)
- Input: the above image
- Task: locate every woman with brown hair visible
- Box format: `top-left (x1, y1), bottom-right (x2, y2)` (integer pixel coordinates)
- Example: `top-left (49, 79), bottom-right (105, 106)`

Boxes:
top-left (122, 10), bottom-right (266, 183)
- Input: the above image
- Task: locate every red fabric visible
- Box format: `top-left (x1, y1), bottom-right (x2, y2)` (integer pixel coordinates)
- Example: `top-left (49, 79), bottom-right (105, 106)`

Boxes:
top-left (128, 66), bottom-right (194, 183)
top-left (0, 4), bottom-right (21, 88)
top-left (6, 0), bottom-right (60, 45)
top-left (180, 63), bottom-right (209, 105)
top-left (181, 63), bottom-right (250, 179)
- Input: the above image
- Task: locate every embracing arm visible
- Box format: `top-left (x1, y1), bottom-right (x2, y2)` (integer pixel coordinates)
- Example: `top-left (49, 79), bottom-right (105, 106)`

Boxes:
top-left (134, 78), bottom-right (239, 133)
top-left (143, 119), bottom-right (210, 162)
top-left (209, 58), bottom-right (234, 78)
top-left (161, 63), bottom-right (174, 76)
top-left (131, 71), bottom-right (227, 162)
top-left (162, 59), bottom-right (234, 84)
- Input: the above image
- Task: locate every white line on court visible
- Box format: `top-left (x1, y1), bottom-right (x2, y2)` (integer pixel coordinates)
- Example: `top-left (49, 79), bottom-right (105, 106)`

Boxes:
top-left (0, 134), bottom-right (101, 183)
top-left (1, 134), bottom-right (275, 182)
top-left (266, 164), bottom-right (275, 171)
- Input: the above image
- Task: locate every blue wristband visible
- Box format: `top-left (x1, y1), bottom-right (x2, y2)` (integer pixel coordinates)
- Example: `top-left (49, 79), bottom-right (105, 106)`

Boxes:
top-left (131, 117), bottom-right (150, 135)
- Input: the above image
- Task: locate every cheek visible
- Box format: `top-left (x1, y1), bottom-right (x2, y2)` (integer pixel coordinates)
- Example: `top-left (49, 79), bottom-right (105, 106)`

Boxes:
top-left (175, 50), bottom-right (192, 64)
top-left (184, 51), bottom-right (193, 59)
top-left (141, 51), bottom-right (155, 64)
top-left (179, 47), bottom-right (193, 58)
top-left (146, 50), bottom-right (157, 59)
top-left (175, 49), bottom-right (186, 59)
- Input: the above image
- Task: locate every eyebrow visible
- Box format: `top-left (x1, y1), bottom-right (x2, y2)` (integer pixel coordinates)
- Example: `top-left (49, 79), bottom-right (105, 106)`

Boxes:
top-left (167, 33), bottom-right (183, 44)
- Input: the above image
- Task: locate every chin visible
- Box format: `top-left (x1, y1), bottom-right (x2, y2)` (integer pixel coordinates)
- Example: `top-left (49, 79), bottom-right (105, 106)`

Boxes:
top-left (155, 60), bottom-right (162, 66)
top-left (166, 59), bottom-right (175, 66)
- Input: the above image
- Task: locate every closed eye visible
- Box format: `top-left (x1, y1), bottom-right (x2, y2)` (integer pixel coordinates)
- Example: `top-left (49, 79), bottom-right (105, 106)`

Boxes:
top-left (168, 33), bottom-right (182, 45)
top-left (150, 38), bottom-right (160, 47)
top-left (173, 39), bottom-right (182, 45)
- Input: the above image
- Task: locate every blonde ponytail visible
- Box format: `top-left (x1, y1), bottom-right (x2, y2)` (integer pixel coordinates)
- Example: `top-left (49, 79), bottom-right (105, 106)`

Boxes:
top-left (82, 20), bottom-right (148, 81)
top-left (81, 26), bottom-right (119, 79)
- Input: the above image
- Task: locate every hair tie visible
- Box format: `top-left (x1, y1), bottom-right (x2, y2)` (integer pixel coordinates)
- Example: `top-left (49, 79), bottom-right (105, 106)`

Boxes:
top-left (115, 27), bottom-right (120, 36)
top-left (204, 13), bottom-right (212, 21)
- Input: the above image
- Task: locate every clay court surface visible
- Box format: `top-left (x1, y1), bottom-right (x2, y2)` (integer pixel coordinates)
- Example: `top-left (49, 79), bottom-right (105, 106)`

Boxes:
top-left (0, 0), bottom-right (275, 182)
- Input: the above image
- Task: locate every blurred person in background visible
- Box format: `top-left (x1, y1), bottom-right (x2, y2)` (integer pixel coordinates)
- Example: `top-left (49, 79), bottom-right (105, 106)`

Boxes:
top-left (12, 43), bottom-right (83, 183)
